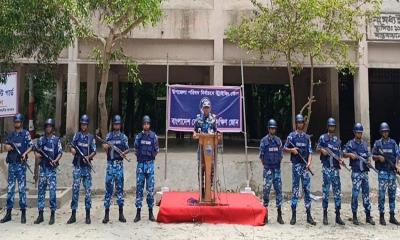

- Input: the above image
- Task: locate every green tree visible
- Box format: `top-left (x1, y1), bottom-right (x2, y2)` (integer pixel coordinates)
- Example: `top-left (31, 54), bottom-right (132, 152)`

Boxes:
top-left (66, 0), bottom-right (164, 137)
top-left (0, 0), bottom-right (74, 74)
top-left (227, 0), bottom-right (381, 131)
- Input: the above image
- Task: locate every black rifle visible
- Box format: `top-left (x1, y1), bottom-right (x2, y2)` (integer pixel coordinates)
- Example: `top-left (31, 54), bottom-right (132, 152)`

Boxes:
top-left (322, 147), bottom-right (351, 172)
top-left (350, 151), bottom-right (378, 173)
top-left (377, 148), bottom-right (400, 176)
top-left (7, 142), bottom-right (34, 174)
top-left (32, 144), bottom-right (61, 171)
top-left (69, 143), bottom-right (95, 173)
top-left (96, 135), bottom-right (131, 162)
top-left (287, 140), bottom-right (314, 176)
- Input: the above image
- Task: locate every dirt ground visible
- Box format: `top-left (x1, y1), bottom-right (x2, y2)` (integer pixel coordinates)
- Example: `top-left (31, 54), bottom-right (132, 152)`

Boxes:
top-left (0, 195), bottom-right (400, 240)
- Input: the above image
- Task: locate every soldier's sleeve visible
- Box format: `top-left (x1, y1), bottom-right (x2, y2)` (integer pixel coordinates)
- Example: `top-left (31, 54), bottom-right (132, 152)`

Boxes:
top-left (193, 117), bottom-right (199, 132)
top-left (307, 138), bottom-right (313, 154)
top-left (278, 137), bottom-right (284, 159)
top-left (284, 134), bottom-right (292, 148)
top-left (259, 138), bottom-right (265, 160)
top-left (154, 134), bottom-right (160, 153)
top-left (37, 137), bottom-right (43, 149)
top-left (122, 134), bottom-right (129, 150)
top-left (371, 141), bottom-right (379, 156)
top-left (5, 132), bottom-right (12, 144)
top-left (394, 142), bottom-right (400, 159)
top-left (57, 138), bottom-right (63, 157)
top-left (71, 133), bottom-right (78, 145)
top-left (343, 141), bottom-right (351, 153)
top-left (212, 114), bottom-right (218, 132)
top-left (25, 131), bottom-right (33, 147)
top-left (105, 132), bottom-right (112, 141)
top-left (316, 135), bottom-right (323, 150)
top-left (91, 136), bottom-right (96, 153)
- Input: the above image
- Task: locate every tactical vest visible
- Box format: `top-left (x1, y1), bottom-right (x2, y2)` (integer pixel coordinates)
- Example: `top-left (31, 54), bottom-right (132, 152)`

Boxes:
top-left (261, 136), bottom-right (283, 169)
top-left (72, 132), bottom-right (94, 166)
top-left (319, 133), bottom-right (341, 169)
top-left (374, 138), bottom-right (397, 171)
top-left (288, 132), bottom-right (310, 164)
top-left (348, 139), bottom-right (369, 172)
top-left (136, 131), bottom-right (157, 162)
top-left (195, 114), bottom-right (216, 133)
top-left (6, 129), bottom-right (29, 163)
top-left (106, 132), bottom-right (127, 162)
top-left (40, 136), bottom-right (60, 168)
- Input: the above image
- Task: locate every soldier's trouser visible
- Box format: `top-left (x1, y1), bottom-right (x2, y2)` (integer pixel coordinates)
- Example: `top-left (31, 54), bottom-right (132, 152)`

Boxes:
top-left (378, 170), bottom-right (397, 213)
top-left (291, 163), bottom-right (312, 210)
top-left (71, 165), bottom-right (92, 210)
top-left (322, 167), bottom-right (342, 210)
top-left (263, 168), bottom-right (283, 208)
top-left (6, 163), bottom-right (27, 209)
top-left (103, 162), bottom-right (124, 208)
top-left (135, 161), bottom-right (155, 209)
top-left (351, 171), bottom-right (371, 213)
top-left (38, 166), bottom-right (57, 210)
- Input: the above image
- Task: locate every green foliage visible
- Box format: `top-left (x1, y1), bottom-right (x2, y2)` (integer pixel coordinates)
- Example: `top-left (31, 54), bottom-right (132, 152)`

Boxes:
top-left (0, 0), bottom-right (74, 77)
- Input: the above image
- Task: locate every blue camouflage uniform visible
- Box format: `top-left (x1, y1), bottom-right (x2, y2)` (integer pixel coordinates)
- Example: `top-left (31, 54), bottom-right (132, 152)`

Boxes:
top-left (344, 139), bottom-right (372, 214)
top-left (372, 138), bottom-right (399, 214)
top-left (103, 131), bottom-right (129, 209)
top-left (70, 132), bottom-right (96, 210)
top-left (194, 113), bottom-right (217, 134)
top-left (317, 133), bottom-right (343, 211)
top-left (259, 134), bottom-right (283, 208)
top-left (36, 135), bottom-right (63, 211)
top-left (285, 131), bottom-right (313, 210)
top-left (5, 129), bottom-right (33, 210)
top-left (134, 130), bottom-right (159, 209)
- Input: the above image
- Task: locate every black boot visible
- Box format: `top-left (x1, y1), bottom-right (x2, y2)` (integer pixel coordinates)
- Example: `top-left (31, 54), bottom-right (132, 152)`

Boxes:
top-left (290, 208), bottom-right (296, 225)
top-left (21, 209), bottom-right (26, 224)
top-left (102, 209), bottom-right (109, 224)
top-left (134, 208), bottom-right (141, 223)
top-left (335, 209), bottom-right (345, 225)
top-left (389, 212), bottom-right (400, 225)
top-left (366, 211), bottom-right (375, 225)
top-left (49, 210), bottom-right (55, 225)
top-left (119, 206), bottom-right (126, 223)
top-left (0, 209), bottom-right (12, 223)
top-left (306, 209), bottom-right (316, 225)
top-left (34, 210), bottom-right (44, 224)
top-left (323, 209), bottom-right (328, 225)
top-left (352, 212), bottom-right (359, 225)
top-left (277, 208), bottom-right (284, 224)
top-left (85, 209), bottom-right (91, 224)
top-left (149, 208), bottom-right (156, 222)
top-left (67, 210), bottom-right (76, 224)
top-left (380, 213), bottom-right (386, 226)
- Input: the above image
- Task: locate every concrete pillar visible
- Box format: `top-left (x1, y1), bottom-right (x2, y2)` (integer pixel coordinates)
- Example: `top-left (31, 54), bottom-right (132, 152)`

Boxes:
top-left (111, 72), bottom-right (120, 115)
top-left (55, 69), bottom-right (64, 134)
top-left (328, 68), bottom-right (340, 137)
top-left (66, 39), bottom-right (80, 137)
top-left (211, 0), bottom-right (224, 86)
top-left (354, 37), bottom-right (370, 143)
top-left (86, 64), bottom-right (97, 134)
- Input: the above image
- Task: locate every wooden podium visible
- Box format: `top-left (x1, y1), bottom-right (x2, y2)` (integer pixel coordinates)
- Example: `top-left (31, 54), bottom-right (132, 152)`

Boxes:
top-left (197, 133), bottom-right (221, 204)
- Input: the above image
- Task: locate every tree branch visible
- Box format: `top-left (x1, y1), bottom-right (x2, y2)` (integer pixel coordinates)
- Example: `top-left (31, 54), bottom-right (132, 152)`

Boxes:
top-left (299, 96), bottom-right (316, 115)
top-left (114, 16), bottom-right (146, 40)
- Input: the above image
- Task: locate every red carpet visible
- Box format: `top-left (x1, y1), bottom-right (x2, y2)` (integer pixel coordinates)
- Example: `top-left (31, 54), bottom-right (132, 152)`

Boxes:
top-left (157, 192), bottom-right (267, 226)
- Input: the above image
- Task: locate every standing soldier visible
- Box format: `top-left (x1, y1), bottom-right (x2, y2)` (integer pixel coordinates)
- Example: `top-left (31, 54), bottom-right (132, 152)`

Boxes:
top-left (133, 115), bottom-right (159, 223)
top-left (102, 115), bottom-right (129, 224)
top-left (193, 98), bottom-right (217, 134)
top-left (371, 122), bottom-right (400, 225)
top-left (259, 119), bottom-right (284, 224)
top-left (33, 118), bottom-right (63, 225)
top-left (316, 118), bottom-right (345, 225)
top-left (284, 114), bottom-right (316, 225)
top-left (0, 113), bottom-right (33, 224)
top-left (343, 123), bottom-right (375, 225)
top-left (67, 114), bottom-right (96, 224)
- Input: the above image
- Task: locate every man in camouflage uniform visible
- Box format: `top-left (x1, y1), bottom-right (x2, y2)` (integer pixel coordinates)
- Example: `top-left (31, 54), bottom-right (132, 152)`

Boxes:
top-left (133, 115), bottom-right (159, 223)
top-left (372, 122), bottom-right (400, 225)
top-left (316, 117), bottom-right (345, 225)
top-left (344, 123), bottom-right (375, 225)
top-left (0, 113), bottom-right (33, 224)
top-left (102, 115), bottom-right (129, 224)
top-left (33, 118), bottom-right (63, 225)
top-left (259, 119), bottom-right (284, 224)
top-left (284, 114), bottom-right (316, 225)
top-left (67, 114), bottom-right (96, 224)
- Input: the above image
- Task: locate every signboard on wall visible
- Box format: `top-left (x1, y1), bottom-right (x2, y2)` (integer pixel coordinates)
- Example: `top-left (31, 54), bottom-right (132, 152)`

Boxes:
top-left (0, 72), bottom-right (18, 117)
top-left (367, 13), bottom-right (400, 40)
